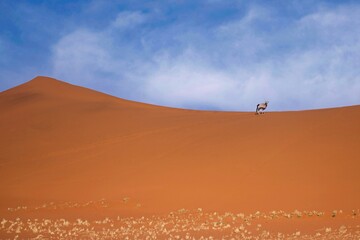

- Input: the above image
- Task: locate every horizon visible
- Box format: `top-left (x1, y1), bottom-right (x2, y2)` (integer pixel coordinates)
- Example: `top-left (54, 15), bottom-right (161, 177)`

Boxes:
top-left (1, 0), bottom-right (360, 111)
top-left (4, 75), bottom-right (360, 112)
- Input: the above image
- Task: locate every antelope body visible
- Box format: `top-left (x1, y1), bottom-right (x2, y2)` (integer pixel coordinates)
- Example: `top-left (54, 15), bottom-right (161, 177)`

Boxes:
top-left (256, 101), bottom-right (269, 114)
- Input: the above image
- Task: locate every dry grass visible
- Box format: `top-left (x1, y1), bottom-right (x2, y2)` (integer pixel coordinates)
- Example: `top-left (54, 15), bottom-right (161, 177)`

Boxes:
top-left (1, 202), bottom-right (360, 239)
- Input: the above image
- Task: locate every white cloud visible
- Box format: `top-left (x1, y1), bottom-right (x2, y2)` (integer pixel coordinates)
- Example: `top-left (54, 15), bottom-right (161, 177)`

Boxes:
top-left (299, 5), bottom-right (360, 28)
top-left (215, 6), bottom-right (271, 58)
top-left (111, 11), bottom-right (147, 29)
top-left (50, 4), bottom-right (360, 111)
top-left (144, 50), bottom-right (239, 109)
top-left (51, 27), bottom-right (149, 100)
top-left (52, 29), bottom-right (114, 82)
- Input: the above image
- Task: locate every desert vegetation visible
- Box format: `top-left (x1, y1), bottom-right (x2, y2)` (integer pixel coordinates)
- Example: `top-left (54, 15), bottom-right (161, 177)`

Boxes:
top-left (1, 201), bottom-right (359, 239)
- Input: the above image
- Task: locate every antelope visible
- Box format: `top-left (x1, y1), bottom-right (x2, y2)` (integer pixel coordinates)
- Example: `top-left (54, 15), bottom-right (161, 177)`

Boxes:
top-left (256, 101), bottom-right (269, 114)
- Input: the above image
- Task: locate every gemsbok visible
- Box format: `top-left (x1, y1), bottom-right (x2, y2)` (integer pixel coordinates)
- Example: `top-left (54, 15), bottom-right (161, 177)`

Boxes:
top-left (256, 101), bottom-right (269, 114)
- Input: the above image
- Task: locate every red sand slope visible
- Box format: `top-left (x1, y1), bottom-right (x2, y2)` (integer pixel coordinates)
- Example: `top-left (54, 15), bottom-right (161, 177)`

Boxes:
top-left (0, 76), bottom-right (359, 238)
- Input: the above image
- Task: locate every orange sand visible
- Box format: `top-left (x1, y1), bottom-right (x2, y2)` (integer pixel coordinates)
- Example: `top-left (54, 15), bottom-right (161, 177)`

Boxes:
top-left (0, 76), bottom-right (359, 239)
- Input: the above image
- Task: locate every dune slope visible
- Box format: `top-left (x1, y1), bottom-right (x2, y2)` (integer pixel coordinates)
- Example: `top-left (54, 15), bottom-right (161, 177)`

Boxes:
top-left (0, 76), bottom-right (359, 238)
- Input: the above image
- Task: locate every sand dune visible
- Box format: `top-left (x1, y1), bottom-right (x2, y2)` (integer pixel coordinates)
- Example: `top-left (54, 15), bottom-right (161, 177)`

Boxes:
top-left (1, 76), bottom-right (359, 239)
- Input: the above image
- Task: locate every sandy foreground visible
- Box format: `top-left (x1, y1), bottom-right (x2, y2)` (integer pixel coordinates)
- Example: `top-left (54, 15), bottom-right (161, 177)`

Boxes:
top-left (0, 76), bottom-right (359, 239)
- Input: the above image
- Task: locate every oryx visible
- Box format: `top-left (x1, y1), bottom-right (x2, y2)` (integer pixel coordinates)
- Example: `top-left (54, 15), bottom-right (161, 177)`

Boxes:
top-left (256, 101), bottom-right (269, 114)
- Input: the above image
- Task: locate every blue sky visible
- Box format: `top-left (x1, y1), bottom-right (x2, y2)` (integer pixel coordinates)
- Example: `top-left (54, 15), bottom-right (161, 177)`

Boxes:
top-left (1, 0), bottom-right (359, 111)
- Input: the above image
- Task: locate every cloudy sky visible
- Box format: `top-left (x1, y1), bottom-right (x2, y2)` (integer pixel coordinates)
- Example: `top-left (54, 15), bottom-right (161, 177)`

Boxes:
top-left (1, 0), bottom-right (359, 111)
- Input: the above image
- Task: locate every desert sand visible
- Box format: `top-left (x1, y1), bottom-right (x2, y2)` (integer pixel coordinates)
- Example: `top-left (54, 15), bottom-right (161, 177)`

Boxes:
top-left (0, 76), bottom-right (359, 239)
